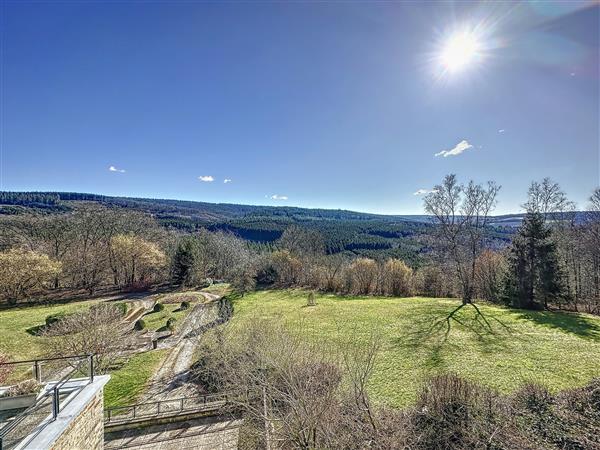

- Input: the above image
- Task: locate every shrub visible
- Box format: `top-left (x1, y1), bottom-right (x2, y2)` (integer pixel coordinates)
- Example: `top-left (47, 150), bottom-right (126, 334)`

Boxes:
top-left (166, 317), bottom-right (177, 332)
top-left (153, 302), bottom-right (165, 313)
top-left (1, 379), bottom-right (42, 397)
top-left (180, 301), bottom-right (191, 310)
top-left (414, 374), bottom-right (502, 448)
top-left (115, 302), bottom-right (129, 316)
top-left (134, 319), bottom-right (147, 331)
top-left (45, 313), bottom-right (68, 327)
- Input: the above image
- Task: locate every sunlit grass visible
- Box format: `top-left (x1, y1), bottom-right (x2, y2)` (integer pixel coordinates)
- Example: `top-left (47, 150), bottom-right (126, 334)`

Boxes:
top-left (0, 299), bottom-right (103, 361)
top-left (231, 289), bottom-right (600, 407)
top-left (104, 349), bottom-right (168, 408)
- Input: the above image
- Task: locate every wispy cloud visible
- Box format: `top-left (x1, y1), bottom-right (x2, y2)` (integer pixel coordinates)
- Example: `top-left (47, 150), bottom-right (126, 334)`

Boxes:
top-left (413, 188), bottom-right (437, 196)
top-left (223, 179), bottom-right (232, 184)
top-left (498, 129), bottom-right (505, 133)
top-left (271, 194), bottom-right (288, 201)
top-left (198, 175), bottom-right (214, 182)
top-left (435, 140), bottom-right (474, 157)
top-left (108, 165), bottom-right (125, 173)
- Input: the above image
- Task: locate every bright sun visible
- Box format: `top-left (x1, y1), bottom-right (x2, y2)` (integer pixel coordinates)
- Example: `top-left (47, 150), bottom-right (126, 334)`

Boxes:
top-left (440, 31), bottom-right (480, 72)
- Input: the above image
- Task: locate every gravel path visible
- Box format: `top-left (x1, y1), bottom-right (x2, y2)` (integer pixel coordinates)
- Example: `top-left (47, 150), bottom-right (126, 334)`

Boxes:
top-left (142, 292), bottom-right (222, 401)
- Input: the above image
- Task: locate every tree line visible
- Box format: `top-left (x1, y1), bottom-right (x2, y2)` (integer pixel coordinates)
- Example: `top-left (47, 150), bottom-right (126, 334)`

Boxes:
top-left (0, 176), bottom-right (598, 314)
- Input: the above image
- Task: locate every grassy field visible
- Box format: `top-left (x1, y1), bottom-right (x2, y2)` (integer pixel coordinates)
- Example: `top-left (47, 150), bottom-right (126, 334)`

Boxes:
top-left (0, 291), bottom-right (210, 406)
top-left (0, 299), bottom-right (103, 361)
top-left (103, 350), bottom-right (168, 408)
top-left (231, 290), bottom-right (600, 408)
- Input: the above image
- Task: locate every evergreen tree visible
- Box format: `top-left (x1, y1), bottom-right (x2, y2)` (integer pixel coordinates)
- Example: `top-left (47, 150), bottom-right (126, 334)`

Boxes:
top-left (171, 236), bottom-right (200, 286)
top-left (504, 212), bottom-right (566, 309)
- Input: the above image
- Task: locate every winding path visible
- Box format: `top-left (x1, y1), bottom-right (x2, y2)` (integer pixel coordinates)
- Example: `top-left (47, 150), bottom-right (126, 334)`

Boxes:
top-left (142, 292), bottom-right (222, 401)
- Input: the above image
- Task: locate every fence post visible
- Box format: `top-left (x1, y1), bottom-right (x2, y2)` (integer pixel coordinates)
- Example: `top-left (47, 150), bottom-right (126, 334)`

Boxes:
top-left (88, 354), bottom-right (94, 383)
top-left (52, 386), bottom-right (60, 419)
top-left (33, 360), bottom-right (41, 382)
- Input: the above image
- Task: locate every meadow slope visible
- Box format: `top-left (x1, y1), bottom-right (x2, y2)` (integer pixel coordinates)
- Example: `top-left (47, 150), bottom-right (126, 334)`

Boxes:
top-left (230, 290), bottom-right (600, 407)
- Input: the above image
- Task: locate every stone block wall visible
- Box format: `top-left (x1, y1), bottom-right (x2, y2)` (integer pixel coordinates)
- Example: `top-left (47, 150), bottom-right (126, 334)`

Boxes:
top-left (49, 388), bottom-right (104, 450)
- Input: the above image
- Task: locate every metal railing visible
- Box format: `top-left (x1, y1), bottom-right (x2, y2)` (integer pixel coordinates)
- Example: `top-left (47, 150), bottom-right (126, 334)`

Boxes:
top-left (0, 354), bottom-right (95, 450)
top-left (104, 392), bottom-right (232, 425)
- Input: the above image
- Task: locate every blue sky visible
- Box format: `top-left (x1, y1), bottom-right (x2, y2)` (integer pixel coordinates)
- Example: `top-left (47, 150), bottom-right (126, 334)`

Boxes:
top-left (1, 1), bottom-right (598, 215)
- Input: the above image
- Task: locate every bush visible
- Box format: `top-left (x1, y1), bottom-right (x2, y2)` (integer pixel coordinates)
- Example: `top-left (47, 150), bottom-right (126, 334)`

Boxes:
top-left (166, 317), bottom-right (177, 332)
top-left (115, 302), bottom-right (129, 316)
top-left (414, 374), bottom-right (501, 448)
top-left (1, 379), bottom-right (42, 397)
top-left (180, 301), bottom-right (191, 310)
top-left (45, 313), bottom-right (68, 327)
top-left (153, 302), bottom-right (165, 313)
top-left (134, 319), bottom-right (147, 331)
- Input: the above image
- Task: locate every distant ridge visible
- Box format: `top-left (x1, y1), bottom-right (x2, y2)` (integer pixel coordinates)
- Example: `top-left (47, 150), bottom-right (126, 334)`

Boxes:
top-left (0, 190), bottom-right (584, 227)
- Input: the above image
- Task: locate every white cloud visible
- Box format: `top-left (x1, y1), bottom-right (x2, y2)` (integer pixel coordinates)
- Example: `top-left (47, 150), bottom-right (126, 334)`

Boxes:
top-left (108, 165), bottom-right (125, 173)
top-left (498, 129), bottom-right (505, 133)
top-left (198, 175), bottom-right (214, 182)
top-left (413, 188), bottom-right (437, 196)
top-left (223, 179), bottom-right (232, 184)
top-left (271, 194), bottom-right (288, 201)
top-left (434, 140), bottom-right (474, 157)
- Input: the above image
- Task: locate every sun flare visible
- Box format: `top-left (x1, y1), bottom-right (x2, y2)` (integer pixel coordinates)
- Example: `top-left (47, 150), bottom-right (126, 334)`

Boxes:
top-left (440, 31), bottom-right (481, 72)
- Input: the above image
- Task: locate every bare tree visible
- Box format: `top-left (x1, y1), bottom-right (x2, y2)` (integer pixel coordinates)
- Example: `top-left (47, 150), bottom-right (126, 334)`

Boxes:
top-left (42, 303), bottom-right (132, 372)
top-left (340, 329), bottom-right (381, 434)
top-left (424, 174), bottom-right (500, 306)
top-left (194, 320), bottom-right (385, 449)
top-left (278, 226), bottom-right (325, 258)
top-left (318, 254), bottom-right (346, 292)
top-left (474, 250), bottom-right (506, 303)
top-left (523, 177), bottom-right (576, 219)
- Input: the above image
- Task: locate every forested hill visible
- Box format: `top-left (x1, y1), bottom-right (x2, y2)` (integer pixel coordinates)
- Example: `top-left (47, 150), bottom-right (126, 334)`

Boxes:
top-left (0, 191), bottom-right (525, 263)
top-left (0, 191), bottom-right (432, 222)
top-left (0, 191), bottom-right (526, 224)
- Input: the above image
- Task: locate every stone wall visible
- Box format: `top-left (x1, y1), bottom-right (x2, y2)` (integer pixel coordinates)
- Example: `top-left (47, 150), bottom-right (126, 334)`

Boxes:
top-left (50, 389), bottom-right (104, 450)
top-left (22, 376), bottom-right (110, 450)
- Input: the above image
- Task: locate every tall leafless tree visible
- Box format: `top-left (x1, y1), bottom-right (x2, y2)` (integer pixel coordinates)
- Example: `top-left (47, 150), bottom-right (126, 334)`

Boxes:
top-left (424, 174), bottom-right (500, 306)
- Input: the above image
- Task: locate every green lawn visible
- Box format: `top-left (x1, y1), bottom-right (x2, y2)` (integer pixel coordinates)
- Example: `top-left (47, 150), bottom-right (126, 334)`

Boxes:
top-left (104, 349), bottom-right (168, 408)
top-left (0, 299), bottom-right (103, 361)
top-left (231, 290), bottom-right (600, 408)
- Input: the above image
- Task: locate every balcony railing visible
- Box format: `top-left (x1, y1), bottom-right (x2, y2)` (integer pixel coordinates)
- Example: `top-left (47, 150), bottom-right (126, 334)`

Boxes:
top-left (0, 354), bottom-right (95, 450)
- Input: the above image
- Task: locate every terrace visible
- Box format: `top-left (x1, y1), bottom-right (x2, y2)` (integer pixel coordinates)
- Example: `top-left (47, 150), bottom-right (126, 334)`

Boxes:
top-left (0, 355), bottom-right (108, 450)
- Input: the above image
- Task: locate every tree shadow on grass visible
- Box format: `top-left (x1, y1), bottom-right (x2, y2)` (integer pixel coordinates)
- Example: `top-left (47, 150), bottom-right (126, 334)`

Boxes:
top-left (25, 324), bottom-right (47, 336)
top-left (393, 302), bottom-right (517, 370)
top-left (514, 310), bottom-right (600, 341)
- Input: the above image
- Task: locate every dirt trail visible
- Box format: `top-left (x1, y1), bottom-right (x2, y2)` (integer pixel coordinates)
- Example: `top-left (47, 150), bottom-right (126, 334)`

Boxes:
top-left (142, 292), bottom-right (222, 401)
